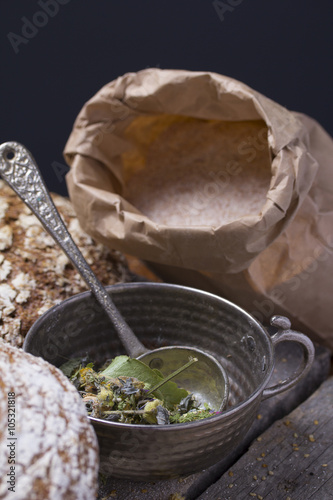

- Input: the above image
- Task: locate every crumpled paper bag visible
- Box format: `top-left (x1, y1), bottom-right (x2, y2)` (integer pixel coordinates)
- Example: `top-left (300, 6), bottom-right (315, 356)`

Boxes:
top-left (64, 68), bottom-right (333, 350)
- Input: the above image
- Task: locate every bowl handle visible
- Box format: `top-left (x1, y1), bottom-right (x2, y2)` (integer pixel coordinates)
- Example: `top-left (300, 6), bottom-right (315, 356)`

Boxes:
top-left (262, 315), bottom-right (315, 400)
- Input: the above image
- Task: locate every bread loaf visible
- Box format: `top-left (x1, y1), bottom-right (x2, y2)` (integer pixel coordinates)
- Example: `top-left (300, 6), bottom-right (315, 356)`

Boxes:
top-left (0, 340), bottom-right (99, 499)
top-left (0, 180), bottom-right (131, 347)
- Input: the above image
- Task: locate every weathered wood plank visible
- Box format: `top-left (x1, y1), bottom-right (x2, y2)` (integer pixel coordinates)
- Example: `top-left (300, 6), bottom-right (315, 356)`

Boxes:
top-left (197, 376), bottom-right (333, 500)
top-left (97, 344), bottom-right (330, 500)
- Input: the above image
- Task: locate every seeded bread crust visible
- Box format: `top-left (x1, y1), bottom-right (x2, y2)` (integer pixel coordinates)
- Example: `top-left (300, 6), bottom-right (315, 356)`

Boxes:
top-left (0, 180), bottom-right (131, 347)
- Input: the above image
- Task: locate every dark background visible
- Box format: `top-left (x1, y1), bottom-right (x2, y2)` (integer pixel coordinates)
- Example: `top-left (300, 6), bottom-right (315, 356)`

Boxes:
top-left (1, 0), bottom-right (332, 196)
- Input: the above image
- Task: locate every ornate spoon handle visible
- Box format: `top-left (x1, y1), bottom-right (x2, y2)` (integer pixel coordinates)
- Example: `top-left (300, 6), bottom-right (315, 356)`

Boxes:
top-left (0, 141), bottom-right (148, 358)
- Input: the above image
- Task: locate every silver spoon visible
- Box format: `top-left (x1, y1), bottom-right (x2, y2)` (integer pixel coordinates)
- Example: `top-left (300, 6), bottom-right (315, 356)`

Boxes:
top-left (0, 141), bottom-right (229, 411)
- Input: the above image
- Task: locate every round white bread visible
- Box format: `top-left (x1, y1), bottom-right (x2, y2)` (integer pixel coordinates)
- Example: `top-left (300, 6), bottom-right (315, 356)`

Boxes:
top-left (0, 340), bottom-right (99, 499)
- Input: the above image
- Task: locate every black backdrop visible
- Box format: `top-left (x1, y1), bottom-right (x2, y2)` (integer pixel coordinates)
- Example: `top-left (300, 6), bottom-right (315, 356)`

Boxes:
top-left (1, 0), bottom-right (332, 196)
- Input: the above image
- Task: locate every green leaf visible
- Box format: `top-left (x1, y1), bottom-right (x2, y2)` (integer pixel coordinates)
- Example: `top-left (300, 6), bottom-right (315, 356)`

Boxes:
top-left (59, 357), bottom-right (83, 377)
top-left (101, 356), bottom-right (188, 408)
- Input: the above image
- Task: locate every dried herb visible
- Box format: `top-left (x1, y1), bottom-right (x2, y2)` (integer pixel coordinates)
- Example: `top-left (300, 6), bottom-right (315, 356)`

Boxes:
top-left (178, 394), bottom-right (196, 413)
top-left (156, 405), bottom-right (170, 425)
top-left (101, 355), bottom-right (189, 408)
top-left (59, 357), bottom-right (86, 378)
top-left (169, 408), bottom-right (219, 424)
top-left (60, 355), bottom-right (220, 425)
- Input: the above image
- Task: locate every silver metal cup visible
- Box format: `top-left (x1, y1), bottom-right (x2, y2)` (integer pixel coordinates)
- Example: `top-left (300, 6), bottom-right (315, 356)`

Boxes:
top-left (23, 282), bottom-right (314, 479)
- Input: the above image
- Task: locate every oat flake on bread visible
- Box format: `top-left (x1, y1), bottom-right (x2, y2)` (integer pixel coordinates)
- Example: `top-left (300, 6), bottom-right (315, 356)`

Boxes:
top-left (0, 180), bottom-right (131, 347)
top-left (0, 340), bottom-right (99, 499)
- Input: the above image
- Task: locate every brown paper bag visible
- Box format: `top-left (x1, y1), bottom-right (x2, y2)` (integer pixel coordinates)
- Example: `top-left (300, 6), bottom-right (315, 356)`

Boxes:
top-left (64, 69), bottom-right (333, 350)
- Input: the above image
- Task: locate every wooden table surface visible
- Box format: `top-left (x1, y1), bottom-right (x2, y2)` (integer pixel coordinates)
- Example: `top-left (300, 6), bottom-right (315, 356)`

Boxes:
top-left (198, 376), bottom-right (333, 500)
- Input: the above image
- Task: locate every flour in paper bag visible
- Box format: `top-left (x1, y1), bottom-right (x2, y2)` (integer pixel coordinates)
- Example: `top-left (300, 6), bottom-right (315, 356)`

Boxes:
top-left (124, 116), bottom-right (272, 227)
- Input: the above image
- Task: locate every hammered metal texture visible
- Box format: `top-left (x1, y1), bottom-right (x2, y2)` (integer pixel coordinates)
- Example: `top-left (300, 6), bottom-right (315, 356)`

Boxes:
top-left (0, 142), bottom-right (70, 242)
top-left (24, 283), bottom-right (273, 479)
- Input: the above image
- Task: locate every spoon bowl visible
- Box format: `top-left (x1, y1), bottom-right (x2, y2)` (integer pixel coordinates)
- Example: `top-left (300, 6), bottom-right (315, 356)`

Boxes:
top-left (138, 346), bottom-right (228, 411)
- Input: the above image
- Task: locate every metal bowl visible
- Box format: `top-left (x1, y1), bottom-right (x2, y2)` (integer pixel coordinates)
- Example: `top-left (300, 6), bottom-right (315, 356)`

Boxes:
top-left (23, 282), bottom-right (314, 479)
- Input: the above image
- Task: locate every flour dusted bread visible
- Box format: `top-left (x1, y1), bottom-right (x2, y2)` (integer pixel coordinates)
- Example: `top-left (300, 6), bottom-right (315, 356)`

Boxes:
top-left (0, 341), bottom-right (99, 499)
top-left (0, 180), bottom-right (131, 347)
